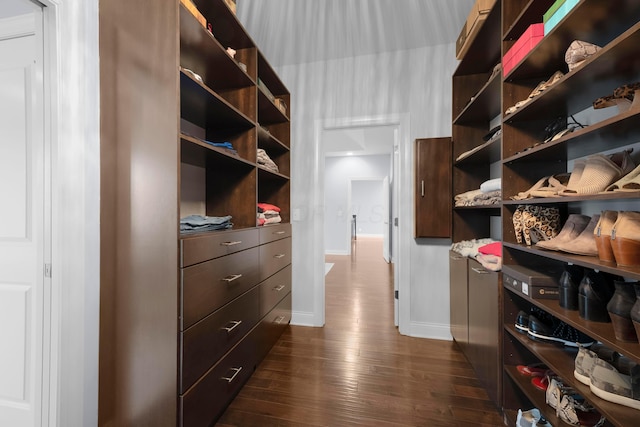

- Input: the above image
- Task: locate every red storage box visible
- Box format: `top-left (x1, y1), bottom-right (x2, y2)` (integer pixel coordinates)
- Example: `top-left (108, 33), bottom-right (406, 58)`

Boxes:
top-left (503, 23), bottom-right (544, 76)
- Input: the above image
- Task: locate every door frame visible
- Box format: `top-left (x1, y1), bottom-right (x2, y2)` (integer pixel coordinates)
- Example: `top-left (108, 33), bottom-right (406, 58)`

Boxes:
top-left (39, 1), bottom-right (101, 426)
top-left (314, 113), bottom-right (411, 334)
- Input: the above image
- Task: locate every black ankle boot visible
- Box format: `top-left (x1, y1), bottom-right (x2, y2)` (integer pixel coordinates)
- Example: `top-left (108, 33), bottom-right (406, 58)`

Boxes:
top-left (607, 281), bottom-right (639, 342)
top-left (559, 264), bottom-right (584, 310)
top-left (578, 270), bottom-right (618, 322)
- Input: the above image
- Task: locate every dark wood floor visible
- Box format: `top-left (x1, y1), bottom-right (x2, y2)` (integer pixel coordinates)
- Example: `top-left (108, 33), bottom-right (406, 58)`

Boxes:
top-left (217, 237), bottom-right (504, 426)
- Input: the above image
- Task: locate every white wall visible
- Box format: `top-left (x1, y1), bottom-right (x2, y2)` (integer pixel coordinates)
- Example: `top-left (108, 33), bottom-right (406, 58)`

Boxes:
top-left (324, 154), bottom-right (390, 254)
top-left (278, 43), bottom-right (457, 338)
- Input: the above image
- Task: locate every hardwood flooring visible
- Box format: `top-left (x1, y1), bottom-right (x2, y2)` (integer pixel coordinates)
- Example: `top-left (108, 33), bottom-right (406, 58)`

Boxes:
top-left (217, 237), bottom-right (504, 426)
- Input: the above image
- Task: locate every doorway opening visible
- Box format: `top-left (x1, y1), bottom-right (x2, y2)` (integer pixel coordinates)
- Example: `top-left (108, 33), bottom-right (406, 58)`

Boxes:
top-left (320, 118), bottom-right (403, 327)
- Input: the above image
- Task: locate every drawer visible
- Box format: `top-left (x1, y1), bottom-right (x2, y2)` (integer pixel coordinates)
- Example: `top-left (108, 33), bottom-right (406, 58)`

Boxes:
top-left (181, 247), bottom-right (260, 329)
top-left (259, 264), bottom-right (291, 317)
top-left (180, 228), bottom-right (259, 267)
top-left (259, 222), bottom-right (291, 244)
top-left (180, 286), bottom-right (260, 393)
top-left (180, 331), bottom-right (257, 427)
top-left (254, 292), bottom-right (291, 362)
top-left (259, 237), bottom-right (291, 281)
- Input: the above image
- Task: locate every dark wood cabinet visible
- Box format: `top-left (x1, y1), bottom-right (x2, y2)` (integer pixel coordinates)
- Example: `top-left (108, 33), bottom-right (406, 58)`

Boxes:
top-left (99, 1), bottom-right (292, 426)
top-left (449, 251), bottom-right (469, 348)
top-left (414, 137), bottom-right (452, 238)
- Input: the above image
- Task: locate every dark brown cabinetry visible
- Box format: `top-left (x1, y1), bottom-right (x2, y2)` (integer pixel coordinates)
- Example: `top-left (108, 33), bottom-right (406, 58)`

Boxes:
top-left (450, 1), bottom-right (503, 408)
top-left (500, 1), bottom-right (640, 426)
top-left (414, 137), bottom-right (452, 238)
top-left (99, 1), bottom-right (291, 426)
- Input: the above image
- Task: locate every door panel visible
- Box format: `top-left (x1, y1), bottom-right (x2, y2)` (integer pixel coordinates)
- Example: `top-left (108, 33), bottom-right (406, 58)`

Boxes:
top-left (0, 7), bottom-right (45, 426)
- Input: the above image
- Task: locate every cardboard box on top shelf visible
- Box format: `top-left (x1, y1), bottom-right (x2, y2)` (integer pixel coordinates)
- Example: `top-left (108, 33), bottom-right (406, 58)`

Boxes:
top-left (466, 0), bottom-right (496, 35)
top-left (180, 0), bottom-right (206, 28)
top-left (224, 0), bottom-right (237, 15)
top-left (455, 22), bottom-right (467, 59)
top-left (456, 13), bottom-right (487, 60)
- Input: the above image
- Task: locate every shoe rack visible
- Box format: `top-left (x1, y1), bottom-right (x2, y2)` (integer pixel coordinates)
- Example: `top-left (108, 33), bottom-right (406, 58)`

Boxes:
top-left (500, 0), bottom-right (640, 426)
top-left (450, 1), bottom-right (503, 407)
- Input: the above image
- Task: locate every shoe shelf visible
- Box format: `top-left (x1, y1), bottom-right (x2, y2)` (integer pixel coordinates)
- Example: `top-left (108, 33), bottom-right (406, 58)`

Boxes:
top-left (455, 136), bottom-right (502, 166)
top-left (453, 72), bottom-right (502, 126)
top-left (502, 109), bottom-right (640, 164)
top-left (502, 0), bottom-right (556, 41)
top-left (500, 0), bottom-right (640, 424)
top-left (503, 0), bottom-right (640, 81)
top-left (504, 288), bottom-right (640, 426)
top-left (503, 21), bottom-right (640, 125)
top-left (502, 241), bottom-right (640, 282)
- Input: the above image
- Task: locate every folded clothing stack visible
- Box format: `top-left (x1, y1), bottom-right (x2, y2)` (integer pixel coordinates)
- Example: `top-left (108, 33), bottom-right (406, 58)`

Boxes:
top-left (257, 202), bottom-right (281, 226)
top-left (257, 149), bottom-right (279, 173)
top-left (180, 214), bottom-right (233, 234)
top-left (454, 178), bottom-right (502, 207)
top-left (206, 140), bottom-right (238, 156)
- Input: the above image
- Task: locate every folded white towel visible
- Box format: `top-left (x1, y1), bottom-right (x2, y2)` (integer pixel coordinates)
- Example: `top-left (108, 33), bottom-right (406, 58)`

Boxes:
top-left (480, 178), bottom-right (501, 193)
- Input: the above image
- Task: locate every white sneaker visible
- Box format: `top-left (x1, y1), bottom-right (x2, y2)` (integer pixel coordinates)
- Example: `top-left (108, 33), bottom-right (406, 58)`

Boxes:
top-left (516, 408), bottom-right (551, 427)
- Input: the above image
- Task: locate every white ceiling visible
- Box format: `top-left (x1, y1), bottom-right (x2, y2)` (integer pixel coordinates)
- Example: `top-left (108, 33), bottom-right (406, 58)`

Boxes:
top-left (237, 0), bottom-right (474, 67)
top-left (237, 0), bottom-right (473, 156)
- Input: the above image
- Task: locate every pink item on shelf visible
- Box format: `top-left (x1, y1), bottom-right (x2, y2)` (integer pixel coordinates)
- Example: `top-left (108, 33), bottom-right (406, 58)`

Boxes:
top-left (478, 241), bottom-right (502, 257)
top-left (258, 202), bottom-right (280, 213)
top-left (503, 24), bottom-right (545, 76)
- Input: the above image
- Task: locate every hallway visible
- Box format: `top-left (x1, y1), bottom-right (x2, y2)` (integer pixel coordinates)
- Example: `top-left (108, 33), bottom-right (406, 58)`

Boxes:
top-left (217, 237), bottom-right (504, 426)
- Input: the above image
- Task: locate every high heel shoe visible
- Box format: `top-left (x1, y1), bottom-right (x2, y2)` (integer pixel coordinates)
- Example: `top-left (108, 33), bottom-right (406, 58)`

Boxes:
top-left (594, 210), bottom-right (618, 263)
top-left (607, 280), bottom-right (640, 342)
top-left (611, 211), bottom-right (640, 267)
top-left (514, 205), bottom-right (561, 246)
top-left (535, 214), bottom-right (590, 251)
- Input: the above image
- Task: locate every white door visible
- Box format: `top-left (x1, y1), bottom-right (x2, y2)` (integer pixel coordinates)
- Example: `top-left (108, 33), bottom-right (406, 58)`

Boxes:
top-left (0, 3), bottom-right (48, 426)
top-left (382, 176), bottom-right (390, 263)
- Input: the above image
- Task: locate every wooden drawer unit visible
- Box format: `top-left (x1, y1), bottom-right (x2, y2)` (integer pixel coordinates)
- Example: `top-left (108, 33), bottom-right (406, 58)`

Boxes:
top-left (180, 228), bottom-right (259, 268)
top-left (259, 264), bottom-right (291, 317)
top-left (254, 292), bottom-right (291, 362)
top-left (181, 246), bottom-right (260, 329)
top-left (180, 329), bottom-right (258, 427)
top-left (180, 286), bottom-right (261, 393)
top-left (259, 222), bottom-right (291, 244)
top-left (259, 237), bottom-right (291, 281)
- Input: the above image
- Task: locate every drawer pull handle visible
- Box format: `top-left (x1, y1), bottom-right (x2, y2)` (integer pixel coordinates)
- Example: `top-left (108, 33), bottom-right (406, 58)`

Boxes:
top-left (274, 315), bottom-right (286, 324)
top-left (221, 241), bottom-right (242, 246)
top-left (421, 180), bottom-right (425, 197)
top-left (273, 231), bottom-right (286, 235)
top-left (274, 253), bottom-right (286, 259)
top-left (273, 284), bottom-right (285, 292)
top-left (221, 367), bottom-right (242, 383)
top-left (449, 255), bottom-right (463, 261)
top-left (222, 320), bottom-right (242, 333)
top-left (471, 267), bottom-right (489, 274)
top-left (221, 274), bottom-right (242, 283)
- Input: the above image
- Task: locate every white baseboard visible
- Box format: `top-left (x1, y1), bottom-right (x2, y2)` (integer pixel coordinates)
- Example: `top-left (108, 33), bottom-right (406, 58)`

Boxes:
top-left (406, 321), bottom-right (452, 341)
top-left (291, 311), bottom-right (324, 327)
top-left (324, 249), bottom-right (348, 256)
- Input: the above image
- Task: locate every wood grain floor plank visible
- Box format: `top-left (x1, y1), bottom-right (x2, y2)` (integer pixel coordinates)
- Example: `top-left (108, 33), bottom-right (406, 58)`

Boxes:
top-left (216, 237), bottom-right (503, 426)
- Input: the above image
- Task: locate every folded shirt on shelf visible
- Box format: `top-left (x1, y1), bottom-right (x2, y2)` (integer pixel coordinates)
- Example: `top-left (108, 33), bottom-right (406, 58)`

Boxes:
top-left (180, 214), bottom-right (233, 233)
top-left (257, 148), bottom-right (279, 173)
top-left (257, 202), bottom-right (282, 226)
top-left (454, 189), bottom-right (501, 207)
top-left (205, 140), bottom-right (238, 156)
top-left (450, 238), bottom-right (496, 258)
